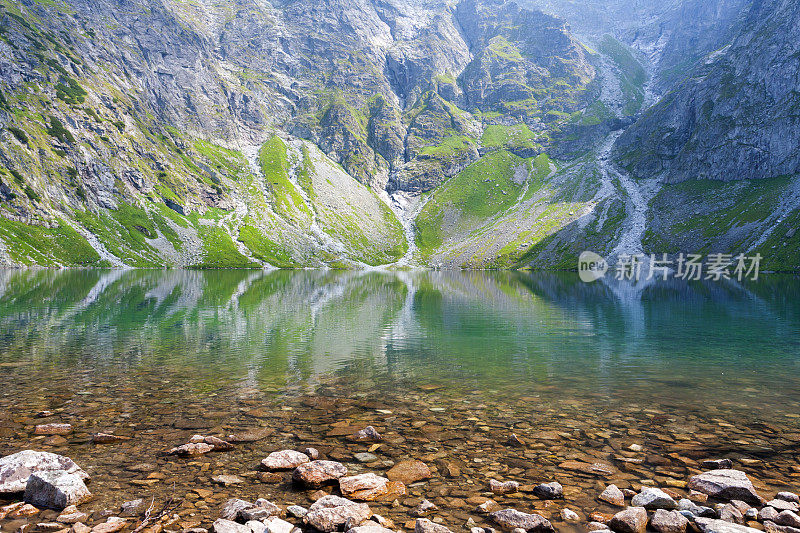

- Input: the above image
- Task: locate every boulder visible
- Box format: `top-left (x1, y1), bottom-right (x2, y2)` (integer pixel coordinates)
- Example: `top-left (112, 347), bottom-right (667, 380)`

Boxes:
top-left (775, 511), bottom-right (800, 528)
top-left (489, 509), bottom-right (554, 533)
top-left (305, 495), bottom-right (371, 532)
top-left (91, 517), bottom-right (127, 533)
top-left (694, 518), bottom-right (763, 533)
top-left (386, 460), bottom-right (430, 485)
top-left (348, 525), bottom-right (394, 533)
top-left (0, 451), bottom-right (89, 493)
top-left (768, 500), bottom-right (800, 512)
top-left (339, 473), bottom-right (389, 501)
top-left (293, 461), bottom-right (348, 487)
top-left (631, 488), bottom-right (678, 510)
top-left (778, 493), bottom-right (800, 504)
top-left (687, 470), bottom-right (762, 505)
top-left (23, 471), bottom-right (91, 510)
top-left (262, 451), bottom-right (310, 471)
top-left (238, 499), bottom-right (282, 521)
top-left (609, 507), bottom-right (648, 533)
top-left (650, 510), bottom-right (688, 533)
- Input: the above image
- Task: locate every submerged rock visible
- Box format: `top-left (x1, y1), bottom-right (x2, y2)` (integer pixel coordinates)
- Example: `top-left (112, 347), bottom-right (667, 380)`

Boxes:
top-left (293, 461), bottom-right (348, 487)
top-left (91, 433), bottom-right (131, 444)
top-left (411, 500), bottom-right (438, 517)
top-left (169, 443), bottom-right (214, 457)
top-left (532, 482), bottom-right (563, 500)
top-left (262, 450), bottom-right (310, 471)
top-left (386, 460), bottom-right (430, 485)
top-left (687, 470), bottom-right (763, 505)
top-left (238, 499), bottom-right (282, 521)
top-left (351, 426), bottom-right (382, 442)
top-left (489, 509), bottom-right (554, 533)
top-left (34, 424), bottom-right (73, 436)
top-left (23, 471), bottom-right (92, 510)
top-left (0, 450), bottom-right (89, 493)
top-left (490, 479), bottom-right (519, 495)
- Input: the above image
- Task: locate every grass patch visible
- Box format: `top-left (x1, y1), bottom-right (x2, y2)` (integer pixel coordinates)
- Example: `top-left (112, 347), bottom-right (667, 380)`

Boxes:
top-left (238, 224), bottom-right (297, 268)
top-left (259, 135), bottom-right (312, 221)
top-left (6, 125), bottom-right (28, 144)
top-left (46, 115), bottom-right (75, 144)
top-left (195, 226), bottom-right (259, 269)
top-left (0, 218), bottom-right (100, 266)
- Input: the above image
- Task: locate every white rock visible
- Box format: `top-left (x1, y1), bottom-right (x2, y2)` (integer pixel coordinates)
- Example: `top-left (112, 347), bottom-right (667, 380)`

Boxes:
top-left (0, 451), bottom-right (89, 493)
top-left (24, 471), bottom-right (92, 510)
top-left (262, 451), bottom-right (310, 471)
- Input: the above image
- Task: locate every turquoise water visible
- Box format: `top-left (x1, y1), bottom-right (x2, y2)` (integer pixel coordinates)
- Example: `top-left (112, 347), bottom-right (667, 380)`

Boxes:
top-left (1, 269), bottom-right (799, 412)
top-left (1, 269), bottom-right (800, 527)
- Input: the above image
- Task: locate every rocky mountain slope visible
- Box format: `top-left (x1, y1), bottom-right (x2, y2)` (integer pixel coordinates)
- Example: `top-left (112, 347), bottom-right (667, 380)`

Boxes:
top-left (0, 0), bottom-right (798, 271)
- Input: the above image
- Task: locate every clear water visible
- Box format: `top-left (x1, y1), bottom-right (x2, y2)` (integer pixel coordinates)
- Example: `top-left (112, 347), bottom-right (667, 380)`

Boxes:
top-left (1, 269), bottom-right (799, 529)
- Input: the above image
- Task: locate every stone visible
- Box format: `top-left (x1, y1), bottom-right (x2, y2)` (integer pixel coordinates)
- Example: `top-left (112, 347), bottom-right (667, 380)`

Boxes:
top-left (490, 480), bottom-right (519, 495)
top-left (339, 474), bottom-right (389, 501)
top-left (34, 424), bottom-right (73, 436)
top-left (694, 518), bottom-right (763, 533)
top-left (287, 506), bottom-right (308, 518)
top-left (226, 428), bottom-right (273, 443)
top-left (263, 517), bottom-right (294, 533)
top-left (386, 460), bottom-right (430, 485)
top-left (720, 504), bottom-right (744, 524)
top-left (347, 525), bottom-right (394, 533)
top-left (120, 499), bottom-right (145, 516)
top-left (238, 499), bottom-right (282, 521)
top-left (303, 448), bottom-right (321, 460)
top-left (559, 461), bottom-right (615, 476)
top-left (505, 434), bottom-right (525, 448)
top-left (221, 499), bottom-right (253, 521)
top-left (762, 508), bottom-right (782, 522)
top-left (246, 520), bottom-right (267, 533)
top-left (477, 500), bottom-right (501, 514)
top-left (212, 475), bottom-right (244, 486)
top-left (4, 502), bottom-right (40, 518)
top-left (608, 507), bottom-right (648, 533)
top-left (90, 434), bottom-right (131, 444)
top-left (24, 471), bottom-right (91, 511)
top-left (169, 443), bottom-right (214, 457)
top-left (532, 482), bottom-right (562, 500)
top-left (293, 461), bottom-right (348, 487)
top-left (414, 518), bottom-right (453, 533)
top-left (57, 506), bottom-right (89, 524)
top-left (411, 500), bottom-right (437, 517)
top-left (678, 499), bottom-right (714, 518)
top-left (687, 470), bottom-right (763, 505)
top-left (489, 509), bottom-right (554, 533)
top-left (212, 519), bottom-right (251, 533)
top-left (91, 518), bottom-right (127, 533)
top-left (262, 451), bottom-right (310, 471)
top-left (354, 453), bottom-right (379, 464)
top-left (588, 524), bottom-right (610, 532)
top-left (304, 496), bottom-right (371, 532)
top-left (351, 427), bottom-right (382, 442)
top-left (0, 451), bottom-right (89, 493)
top-left (600, 485), bottom-right (626, 507)
top-left (36, 522), bottom-right (67, 532)
top-left (779, 494), bottom-right (800, 504)
top-left (776, 511), bottom-right (800, 528)
top-left (72, 523), bottom-right (91, 533)
top-left (650, 510), bottom-right (688, 533)
top-left (769, 500), bottom-right (800, 512)
top-left (702, 460), bottom-right (734, 470)
top-left (631, 488), bottom-right (677, 510)
top-left (560, 509), bottom-right (579, 522)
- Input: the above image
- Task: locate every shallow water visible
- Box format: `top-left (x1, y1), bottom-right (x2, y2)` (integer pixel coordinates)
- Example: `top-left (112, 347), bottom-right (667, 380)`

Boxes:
top-left (1, 269), bottom-right (800, 531)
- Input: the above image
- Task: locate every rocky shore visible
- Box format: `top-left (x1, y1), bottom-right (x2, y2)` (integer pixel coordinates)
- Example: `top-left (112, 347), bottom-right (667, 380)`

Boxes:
top-left (3, 424), bottom-right (800, 533)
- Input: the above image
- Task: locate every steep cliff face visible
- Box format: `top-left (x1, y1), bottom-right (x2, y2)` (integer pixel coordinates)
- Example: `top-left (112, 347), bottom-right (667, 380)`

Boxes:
top-left (0, 0), bottom-right (601, 267)
top-left (614, 0), bottom-right (800, 184)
